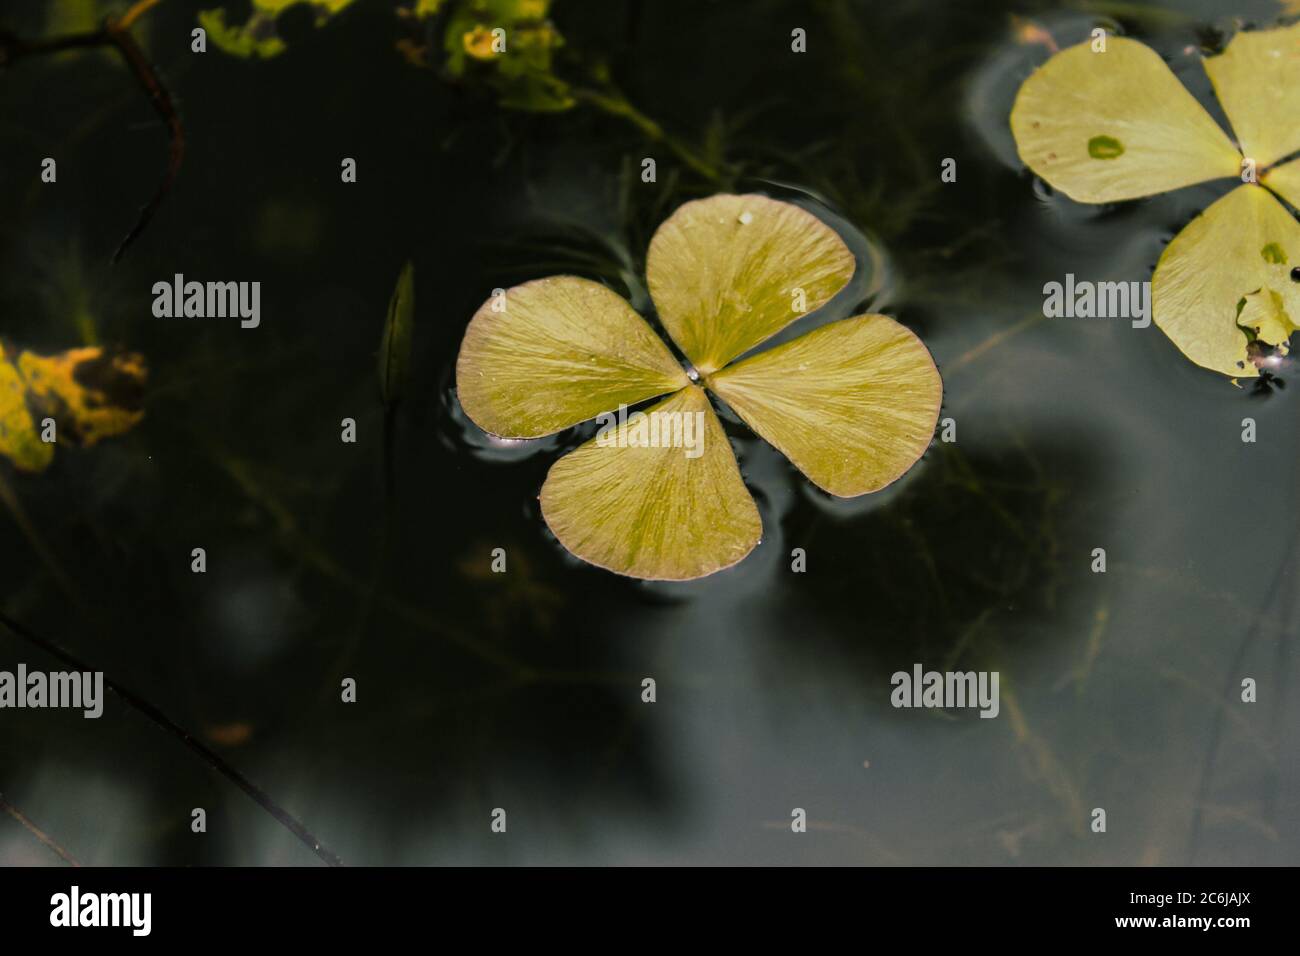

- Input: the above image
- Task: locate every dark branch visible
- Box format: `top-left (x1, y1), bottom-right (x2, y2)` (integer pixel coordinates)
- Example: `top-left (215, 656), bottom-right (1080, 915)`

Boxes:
top-left (104, 24), bottom-right (184, 262)
top-left (0, 11), bottom-right (184, 263)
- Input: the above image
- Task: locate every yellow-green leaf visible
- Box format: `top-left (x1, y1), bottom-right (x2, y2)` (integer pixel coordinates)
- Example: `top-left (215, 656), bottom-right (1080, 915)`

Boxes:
top-left (379, 261), bottom-right (414, 407)
top-left (455, 276), bottom-right (689, 438)
top-left (539, 385), bottom-right (761, 581)
top-left (645, 194), bottom-right (855, 375)
top-left (1152, 184), bottom-right (1300, 376)
top-left (708, 315), bottom-right (942, 497)
top-left (1009, 37), bottom-right (1240, 203)
top-left (1264, 158), bottom-right (1300, 211)
top-left (1204, 22), bottom-right (1300, 171)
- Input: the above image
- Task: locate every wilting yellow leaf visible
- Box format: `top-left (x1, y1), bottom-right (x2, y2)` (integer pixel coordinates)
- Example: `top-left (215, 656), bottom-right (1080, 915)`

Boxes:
top-left (0, 349), bottom-right (52, 473)
top-left (1203, 21), bottom-right (1300, 170)
top-left (456, 276), bottom-right (689, 438)
top-left (646, 194), bottom-right (855, 375)
top-left (1153, 184), bottom-right (1300, 376)
top-left (539, 385), bottom-right (760, 581)
top-left (18, 347), bottom-right (146, 446)
top-left (1009, 38), bottom-right (1240, 203)
top-left (1264, 158), bottom-right (1300, 211)
top-left (709, 315), bottom-right (941, 496)
top-left (0, 344), bottom-right (145, 471)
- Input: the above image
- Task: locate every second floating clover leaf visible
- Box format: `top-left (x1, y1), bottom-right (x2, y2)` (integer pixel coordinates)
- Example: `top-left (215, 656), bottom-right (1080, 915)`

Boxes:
top-left (455, 194), bottom-right (943, 581)
top-left (1009, 21), bottom-right (1300, 378)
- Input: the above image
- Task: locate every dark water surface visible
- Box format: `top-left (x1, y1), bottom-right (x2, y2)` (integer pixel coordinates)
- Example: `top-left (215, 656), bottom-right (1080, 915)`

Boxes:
top-left (0, 0), bottom-right (1296, 865)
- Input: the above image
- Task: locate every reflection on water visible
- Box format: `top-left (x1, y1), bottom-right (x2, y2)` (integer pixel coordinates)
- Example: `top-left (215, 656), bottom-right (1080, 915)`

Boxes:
top-left (0, 0), bottom-right (1296, 865)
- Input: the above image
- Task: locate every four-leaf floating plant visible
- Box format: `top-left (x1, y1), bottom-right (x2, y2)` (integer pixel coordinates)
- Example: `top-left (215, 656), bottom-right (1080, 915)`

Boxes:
top-left (455, 194), bottom-right (942, 581)
top-left (1010, 22), bottom-right (1300, 378)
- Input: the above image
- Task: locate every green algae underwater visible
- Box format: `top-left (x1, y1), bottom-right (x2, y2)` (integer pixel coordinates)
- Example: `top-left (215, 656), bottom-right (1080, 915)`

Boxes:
top-left (0, 0), bottom-right (1297, 865)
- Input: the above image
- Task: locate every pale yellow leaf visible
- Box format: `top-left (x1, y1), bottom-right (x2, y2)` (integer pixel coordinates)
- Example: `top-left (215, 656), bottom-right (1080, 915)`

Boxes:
top-left (708, 315), bottom-right (941, 497)
top-left (1204, 21), bottom-right (1300, 171)
top-left (645, 194), bottom-right (854, 375)
top-left (539, 385), bottom-right (761, 581)
top-left (1009, 37), bottom-right (1240, 203)
top-left (1152, 184), bottom-right (1300, 376)
top-left (456, 276), bottom-right (689, 438)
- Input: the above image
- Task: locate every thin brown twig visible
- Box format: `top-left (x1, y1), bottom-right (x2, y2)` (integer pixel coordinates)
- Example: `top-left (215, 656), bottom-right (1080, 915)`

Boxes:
top-left (103, 17), bottom-right (183, 262)
top-left (0, 610), bottom-right (343, 866)
top-left (0, 3), bottom-right (182, 262)
top-left (945, 313), bottom-right (1046, 376)
top-left (118, 0), bottom-right (165, 31)
top-left (0, 793), bottom-right (82, 866)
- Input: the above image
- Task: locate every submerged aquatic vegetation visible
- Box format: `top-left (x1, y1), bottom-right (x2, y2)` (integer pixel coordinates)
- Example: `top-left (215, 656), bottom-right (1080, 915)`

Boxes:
top-left (1009, 22), bottom-right (1300, 377)
top-left (199, 0), bottom-right (356, 59)
top-left (455, 194), bottom-right (943, 581)
top-left (0, 344), bottom-right (146, 473)
top-left (203, 0), bottom-right (571, 111)
top-left (405, 0), bottom-right (572, 111)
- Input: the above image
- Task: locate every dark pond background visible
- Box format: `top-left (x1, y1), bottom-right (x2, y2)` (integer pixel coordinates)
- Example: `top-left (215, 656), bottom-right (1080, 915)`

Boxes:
top-left (1, 0), bottom-right (1296, 865)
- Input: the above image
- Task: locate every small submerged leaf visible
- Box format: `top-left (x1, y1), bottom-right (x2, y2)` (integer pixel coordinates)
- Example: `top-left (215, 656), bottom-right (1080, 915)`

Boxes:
top-left (708, 315), bottom-right (942, 497)
top-left (1203, 21), bottom-right (1300, 171)
top-left (1009, 37), bottom-right (1240, 202)
top-left (646, 194), bottom-right (855, 375)
top-left (1153, 184), bottom-right (1300, 376)
top-left (539, 385), bottom-right (760, 581)
top-left (455, 276), bottom-right (688, 438)
top-left (379, 261), bottom-right (415, 407)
